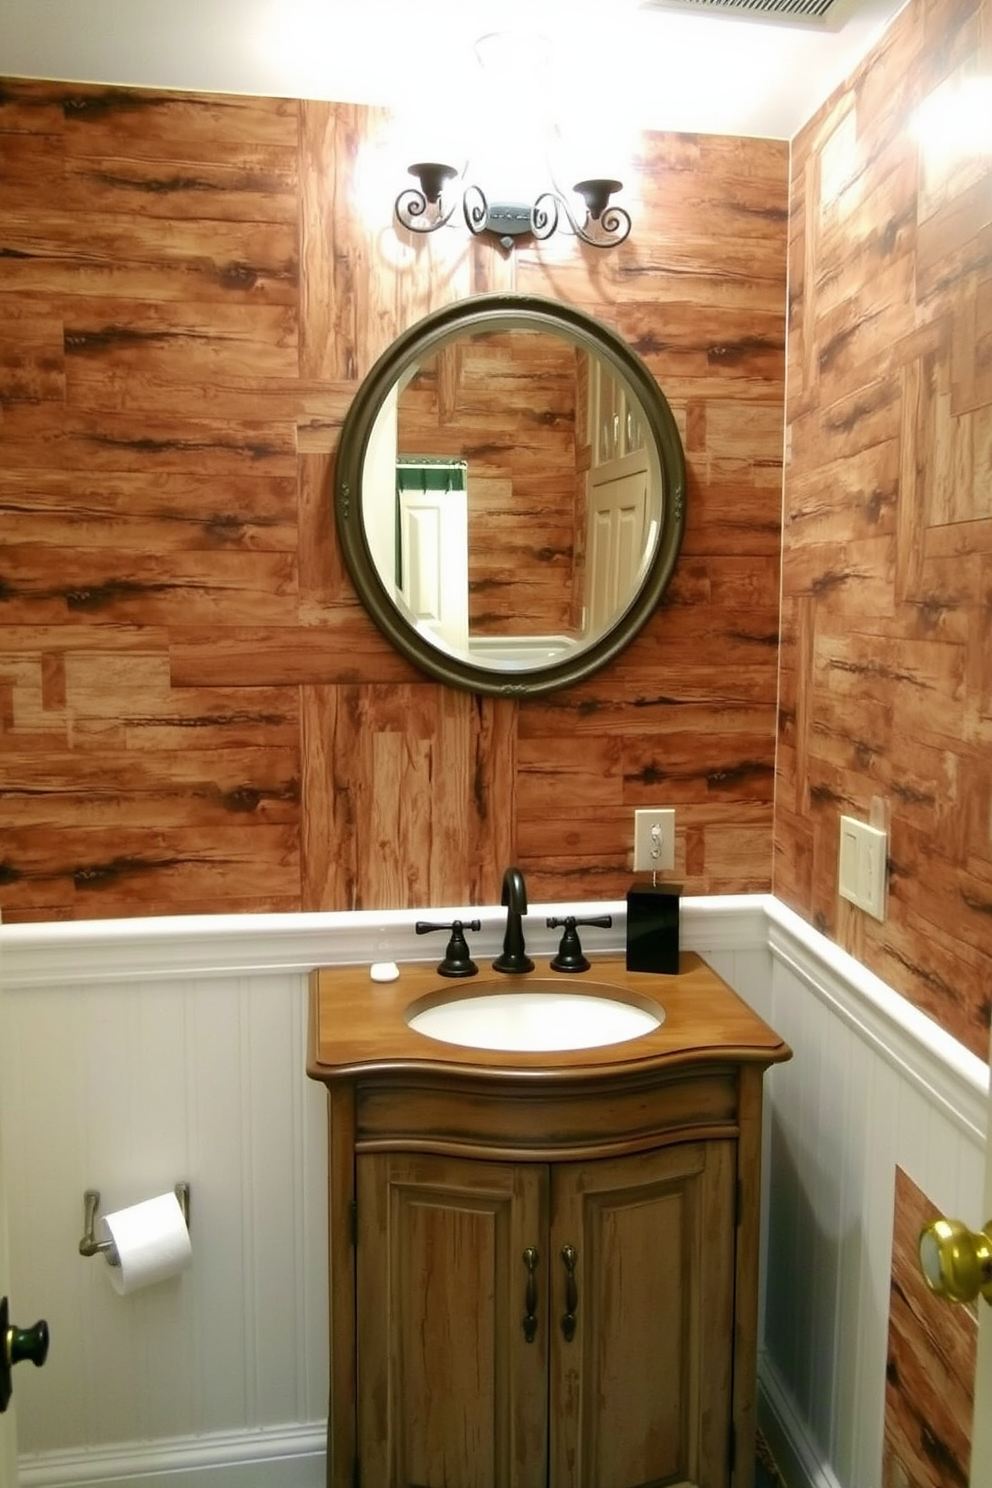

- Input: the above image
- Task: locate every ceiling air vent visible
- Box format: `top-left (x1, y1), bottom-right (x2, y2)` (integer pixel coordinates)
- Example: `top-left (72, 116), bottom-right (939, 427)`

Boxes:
top-left (642, 0), bottom-right (850, 25)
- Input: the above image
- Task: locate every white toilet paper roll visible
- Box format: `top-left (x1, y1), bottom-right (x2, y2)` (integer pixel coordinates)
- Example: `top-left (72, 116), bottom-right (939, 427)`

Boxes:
top-left (100, 1191), bottom-right (192, 1295)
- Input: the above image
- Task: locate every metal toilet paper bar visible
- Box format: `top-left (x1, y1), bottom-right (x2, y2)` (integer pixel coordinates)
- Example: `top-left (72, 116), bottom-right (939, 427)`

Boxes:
top-left (79, 1183), bottom-right (190, 1267)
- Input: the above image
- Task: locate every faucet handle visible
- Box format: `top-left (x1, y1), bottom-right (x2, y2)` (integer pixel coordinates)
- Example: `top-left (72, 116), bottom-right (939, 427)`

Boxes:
top-left (547, 915), bottom-right (613, 973)
top-left (415, 919), bottom-right (481, 978)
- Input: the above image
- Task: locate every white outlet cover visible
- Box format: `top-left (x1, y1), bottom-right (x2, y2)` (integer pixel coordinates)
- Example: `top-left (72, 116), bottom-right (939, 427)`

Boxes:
top-left (838, 815), bottom-right (887, 920)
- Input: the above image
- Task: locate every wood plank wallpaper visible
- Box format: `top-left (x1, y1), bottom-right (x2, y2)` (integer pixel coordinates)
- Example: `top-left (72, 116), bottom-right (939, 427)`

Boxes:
top-left (0, 79), bottom-right (788, 924)
top-left (776, 0), bottom-right (992, 1059)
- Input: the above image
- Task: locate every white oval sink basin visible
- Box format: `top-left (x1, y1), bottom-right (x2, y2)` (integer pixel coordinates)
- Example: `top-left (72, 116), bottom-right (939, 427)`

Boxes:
top-left (407, 979), bottom-right (664, 1053)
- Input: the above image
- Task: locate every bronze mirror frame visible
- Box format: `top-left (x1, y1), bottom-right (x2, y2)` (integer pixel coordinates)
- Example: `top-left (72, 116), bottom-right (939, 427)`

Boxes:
top-left (334, 293), bottom-right (687, 697)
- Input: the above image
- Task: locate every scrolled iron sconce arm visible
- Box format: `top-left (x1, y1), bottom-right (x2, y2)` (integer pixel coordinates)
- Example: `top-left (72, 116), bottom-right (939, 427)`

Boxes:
top-left (462, 183), bottom-right (492, 237)
top-left (531, 187), bottom-right (631, 249)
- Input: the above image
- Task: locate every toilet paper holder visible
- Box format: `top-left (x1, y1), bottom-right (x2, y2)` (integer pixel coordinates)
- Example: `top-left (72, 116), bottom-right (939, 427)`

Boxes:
top-left (79, 1183), bottom-right (190, 1265)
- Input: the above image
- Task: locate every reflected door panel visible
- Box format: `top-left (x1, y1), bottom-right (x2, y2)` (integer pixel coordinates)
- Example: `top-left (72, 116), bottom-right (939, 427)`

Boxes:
top-left (399, 488), bottom-right (469, 655)
top-left (586, 469), bottom-right (649, 636)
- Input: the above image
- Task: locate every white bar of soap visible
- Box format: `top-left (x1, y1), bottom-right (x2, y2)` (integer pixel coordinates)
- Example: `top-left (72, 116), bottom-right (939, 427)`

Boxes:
top-left (370, 961), bottom-right (399, 983)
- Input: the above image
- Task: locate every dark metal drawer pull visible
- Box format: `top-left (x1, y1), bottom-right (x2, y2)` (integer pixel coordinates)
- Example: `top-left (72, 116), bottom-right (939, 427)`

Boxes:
top-left (561, 1244), bottom-right (578, 1342)
top-left (523, 1246), bottom-right (539, 1342)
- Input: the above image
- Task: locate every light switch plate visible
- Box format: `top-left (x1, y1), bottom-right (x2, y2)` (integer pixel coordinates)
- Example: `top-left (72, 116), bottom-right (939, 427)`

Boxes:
top-left (633, 809), bottom-right (675, 873)
top-left (838, 814), bottom-right (888, 920)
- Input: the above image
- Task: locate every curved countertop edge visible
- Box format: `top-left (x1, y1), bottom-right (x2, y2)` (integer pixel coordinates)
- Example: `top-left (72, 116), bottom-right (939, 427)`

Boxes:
top-left (307, 951), bottom-right (792, 1085)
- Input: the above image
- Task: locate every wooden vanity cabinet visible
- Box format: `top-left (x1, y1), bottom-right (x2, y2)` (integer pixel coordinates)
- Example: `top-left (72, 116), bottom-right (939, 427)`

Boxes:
top-left (358, 1140), bottom-right (736, 1488)
top-left (307, 954), bottom-right (791, 1488)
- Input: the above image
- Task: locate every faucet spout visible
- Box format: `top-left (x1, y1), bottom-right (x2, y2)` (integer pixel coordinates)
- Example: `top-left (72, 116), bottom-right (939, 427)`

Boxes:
top-left (493, 867), bottom-right (535, 975)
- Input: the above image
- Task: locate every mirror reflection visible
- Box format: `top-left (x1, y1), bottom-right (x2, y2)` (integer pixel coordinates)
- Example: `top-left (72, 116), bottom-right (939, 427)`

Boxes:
top-left (363, 326), bottom-right (663, 671)
top-left (335, 296), bottom-right (686, 697)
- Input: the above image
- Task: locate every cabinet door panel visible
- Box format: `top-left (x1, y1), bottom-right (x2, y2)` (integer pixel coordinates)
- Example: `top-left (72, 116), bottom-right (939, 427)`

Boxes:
top-left (357, 1152), bottom-right (548, 1488)
top-left (549, 1141), bottom-right (736, 1488)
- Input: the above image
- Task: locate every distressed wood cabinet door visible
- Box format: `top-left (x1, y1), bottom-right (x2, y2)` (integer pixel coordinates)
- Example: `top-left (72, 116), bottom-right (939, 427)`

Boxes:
top-left (549, 1142), bottom-right (737, 1488)
top-left (356, 1151), bottom-right (549, 1488)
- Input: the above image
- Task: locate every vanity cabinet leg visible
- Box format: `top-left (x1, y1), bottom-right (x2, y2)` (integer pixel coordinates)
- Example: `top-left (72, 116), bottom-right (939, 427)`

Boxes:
top-left (326, 1087), bottom-right (356, 1488)
top-left (732, 1065), bottom-right (765, 1488)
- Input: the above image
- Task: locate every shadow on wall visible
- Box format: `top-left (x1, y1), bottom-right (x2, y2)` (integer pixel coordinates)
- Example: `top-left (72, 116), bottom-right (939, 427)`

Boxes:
top-left (762, 1103), bottom-right (871, 1475)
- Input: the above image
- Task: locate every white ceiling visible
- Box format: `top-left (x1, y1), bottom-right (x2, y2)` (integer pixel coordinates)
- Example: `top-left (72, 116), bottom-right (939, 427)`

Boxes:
top-left (0, 0), bottom-right (908, 140)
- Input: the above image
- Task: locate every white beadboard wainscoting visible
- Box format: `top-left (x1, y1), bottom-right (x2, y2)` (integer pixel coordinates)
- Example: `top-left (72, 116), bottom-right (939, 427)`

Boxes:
top-left (746, 904), bottom-right (988, 1488)
top-left (0, 896), bottom-right (986, 1488)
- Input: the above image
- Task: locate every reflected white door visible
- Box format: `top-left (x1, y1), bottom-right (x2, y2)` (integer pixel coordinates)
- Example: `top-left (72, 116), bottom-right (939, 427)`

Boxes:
top-left (0, 915), bottom-right (19, 1484)
top-left (398, 487), bottom-right (469, 655)
top-left (586, 468), bottom-right (648, 635)
top-left (970, 1033), bottom-right (992, 1487)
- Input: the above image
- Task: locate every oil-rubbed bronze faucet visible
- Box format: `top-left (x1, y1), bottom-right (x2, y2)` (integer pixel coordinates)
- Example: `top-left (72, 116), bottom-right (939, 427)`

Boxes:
top-left (492, 866), bottom-right (535, 974)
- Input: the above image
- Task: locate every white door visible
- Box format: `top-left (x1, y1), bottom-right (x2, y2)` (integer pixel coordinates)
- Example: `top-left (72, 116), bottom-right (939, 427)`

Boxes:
top-left (0, 919), bottom-right (47, 1485)
top-left (970, 1031), bottom-right (992, 1487)
top-left (0, 913), bottom-right (19, 1483)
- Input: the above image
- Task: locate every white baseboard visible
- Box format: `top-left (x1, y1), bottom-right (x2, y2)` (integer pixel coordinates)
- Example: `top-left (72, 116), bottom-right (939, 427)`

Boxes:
top-left (17, 1424), bottom-right (326, 1488)
top-left (758, 1351), bottom-right (843, 1488)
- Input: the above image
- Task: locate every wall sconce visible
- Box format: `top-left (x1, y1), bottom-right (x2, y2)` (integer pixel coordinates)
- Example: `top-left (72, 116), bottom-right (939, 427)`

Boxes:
top-left (395, 161), bottom-right (631, 252)
top-left (393, 30), bottom-right (632, 253)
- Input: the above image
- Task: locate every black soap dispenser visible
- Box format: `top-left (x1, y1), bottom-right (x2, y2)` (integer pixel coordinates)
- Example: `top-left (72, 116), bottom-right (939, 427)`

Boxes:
top-left (626, 880), bottom-right (682, 974)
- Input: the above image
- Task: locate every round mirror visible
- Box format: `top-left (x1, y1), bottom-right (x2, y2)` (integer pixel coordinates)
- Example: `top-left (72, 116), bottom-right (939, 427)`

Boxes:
top-left (334, 294), bottom-right (686, 696)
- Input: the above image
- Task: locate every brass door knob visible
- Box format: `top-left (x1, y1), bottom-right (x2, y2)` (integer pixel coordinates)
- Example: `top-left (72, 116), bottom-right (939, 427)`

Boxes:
top-left (0, 1294), bottom-right (50, 1413)
top-left (918, 1217), bottom-right (992, 1305)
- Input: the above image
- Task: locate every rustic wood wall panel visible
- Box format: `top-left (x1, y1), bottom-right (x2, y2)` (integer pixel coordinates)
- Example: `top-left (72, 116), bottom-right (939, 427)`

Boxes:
top-left (776, 0), bottom-right (992, 1058)
top-left (0, 78), bottom-right (787, 922)
top-left (883, 1167), bottom-right (976, 1488)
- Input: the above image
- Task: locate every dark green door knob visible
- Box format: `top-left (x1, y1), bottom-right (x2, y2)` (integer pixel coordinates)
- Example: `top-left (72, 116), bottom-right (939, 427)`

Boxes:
top-left (0, 1294), bottom-right (50, 1412)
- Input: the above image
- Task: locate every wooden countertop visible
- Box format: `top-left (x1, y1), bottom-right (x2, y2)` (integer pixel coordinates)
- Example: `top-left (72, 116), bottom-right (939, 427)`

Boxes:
top-left (307, 952), bottom-right (791, 1085)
